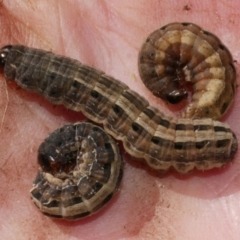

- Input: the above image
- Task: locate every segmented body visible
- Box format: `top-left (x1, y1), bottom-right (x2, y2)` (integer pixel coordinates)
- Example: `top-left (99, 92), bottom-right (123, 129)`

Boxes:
top-left (3, 44), bottom-right (237, 173)
top-left (0, 25), bottom-right (237, 219)
top-left (30, 122), bottom-right (123, 220)
top-left (138, 22), bottom-right (236, 119)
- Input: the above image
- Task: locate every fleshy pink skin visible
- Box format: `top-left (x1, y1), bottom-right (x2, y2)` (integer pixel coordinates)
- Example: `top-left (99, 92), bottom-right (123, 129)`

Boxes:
top-left (0, 1), bottom-right (240, 239)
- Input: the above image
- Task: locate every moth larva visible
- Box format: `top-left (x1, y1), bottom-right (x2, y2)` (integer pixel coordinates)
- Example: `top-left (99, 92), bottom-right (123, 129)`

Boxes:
top-left (0, 44), bottom-right (237, 174)
top-left (0, 38), bottom-right (238, 219)
top-left (138, 22), bottom-right (237, 120)
top-left (30, 122), bottom-right (123, 220)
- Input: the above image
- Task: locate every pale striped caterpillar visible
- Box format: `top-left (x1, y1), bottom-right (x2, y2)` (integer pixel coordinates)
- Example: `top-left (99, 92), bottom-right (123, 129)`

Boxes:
top-left (138, 22), bottom-right (236, 120)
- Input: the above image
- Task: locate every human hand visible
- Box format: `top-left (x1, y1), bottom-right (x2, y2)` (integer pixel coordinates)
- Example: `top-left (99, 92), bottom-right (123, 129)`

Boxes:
top-left (0, 1), bottom-right (240, 239)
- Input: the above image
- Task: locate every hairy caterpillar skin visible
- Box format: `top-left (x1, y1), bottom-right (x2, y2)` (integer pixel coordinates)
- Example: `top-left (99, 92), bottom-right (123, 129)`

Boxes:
top-left (0, 44), bottom-right (237, 174)
top-left (138, 22), bottom-right (237, 120)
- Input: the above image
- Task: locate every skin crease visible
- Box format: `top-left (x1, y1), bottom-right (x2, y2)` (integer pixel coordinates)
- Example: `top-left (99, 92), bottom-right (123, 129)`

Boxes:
top-left (0, 0), bottom-right (240, 239)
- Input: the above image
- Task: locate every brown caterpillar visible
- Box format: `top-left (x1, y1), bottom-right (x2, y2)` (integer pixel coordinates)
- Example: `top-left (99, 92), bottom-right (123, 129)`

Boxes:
top-left (30, 122), bottom-right (123, 220)
top-left (0, 43), bottom-right (237, 174)
top-left (138, 22), bottom-right (236, 120)
top-left (0, 23), bottom-right (238, 218)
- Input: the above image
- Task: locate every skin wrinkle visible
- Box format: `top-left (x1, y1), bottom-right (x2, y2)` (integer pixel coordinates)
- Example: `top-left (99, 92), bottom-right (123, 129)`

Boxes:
top-left (90, 7), bottom-right (130, 73)
top-left (0, 77), bottom-right (9, 134)
top-left (8, 14), bottom-right (52, 50)
top-left (216, 165), bottom-right (240, 196)
top-left (56, 1), bottom-right (65, 53)
top-left (0, 1), bottom-right (240, 240)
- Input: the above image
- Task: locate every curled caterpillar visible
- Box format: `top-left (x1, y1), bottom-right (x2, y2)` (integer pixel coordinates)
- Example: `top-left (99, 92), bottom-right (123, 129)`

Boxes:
top-left (0, 30), bottom-right (237, 219)
top-left (30, 122), bottom-right (123, 220)
top-left (138, 22), bottom-right (237, 119)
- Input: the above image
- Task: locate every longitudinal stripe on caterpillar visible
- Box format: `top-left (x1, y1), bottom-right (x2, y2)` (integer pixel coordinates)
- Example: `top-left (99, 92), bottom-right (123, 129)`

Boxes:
top-left (138, 22), bottom-right (236, 120)
top-left (0, 22), bottom-right (238, 220)
top-left (1, 44), bottom-right (237, 173)
top-left (30, 122), bottom-right (123, 220)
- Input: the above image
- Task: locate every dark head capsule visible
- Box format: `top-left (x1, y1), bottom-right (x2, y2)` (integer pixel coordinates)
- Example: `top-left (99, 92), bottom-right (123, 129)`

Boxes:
top-left (0, 45), bottom-right (12, 68)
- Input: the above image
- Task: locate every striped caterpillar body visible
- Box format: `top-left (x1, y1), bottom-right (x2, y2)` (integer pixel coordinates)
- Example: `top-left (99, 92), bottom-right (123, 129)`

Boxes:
top-left (0, 43), bottom-right (237, 174)
top-left (138, 22), bottom-right (236, 120)
top-left (1, 22), bottom-right (238, 219)
top-left (30, 122), bottom-right (123, 220)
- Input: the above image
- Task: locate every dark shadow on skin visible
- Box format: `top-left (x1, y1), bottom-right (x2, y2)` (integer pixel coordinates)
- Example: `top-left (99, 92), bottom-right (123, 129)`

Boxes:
top-left (50, 160), bottom-right (160, 238)
top-left (51, 184), bottom-right (123, 227)
top-left (9, 79), bottom-right (240, 201)
top-left (126, 150), bottom-right (240, 199)
top-left (6, 81), bottom-right (160, 238)
top-left (7, 81), bottom-right (87, 123)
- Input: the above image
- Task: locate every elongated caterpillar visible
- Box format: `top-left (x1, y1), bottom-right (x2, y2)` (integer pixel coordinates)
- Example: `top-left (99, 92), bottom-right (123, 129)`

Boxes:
top-left (0, 22), bottom-right (237, 219)
top-left (0, 43), bottom-right (237, 174)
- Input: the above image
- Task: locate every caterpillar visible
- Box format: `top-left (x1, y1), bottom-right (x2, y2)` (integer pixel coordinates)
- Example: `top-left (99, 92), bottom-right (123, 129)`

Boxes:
top-left (0, 22), bottom-right (237, 219)
top-left (0, 43), bottom-right (237, 173)
top-left (30, 122), bottom-right (123, 220)
top-left (138, 22), bottom-right (236, 120)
